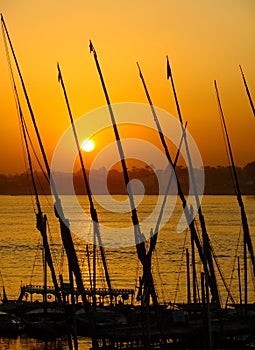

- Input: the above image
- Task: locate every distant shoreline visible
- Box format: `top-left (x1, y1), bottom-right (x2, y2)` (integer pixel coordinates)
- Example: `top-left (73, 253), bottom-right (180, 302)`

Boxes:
top-left (1, 162), bottom-right (254, 196)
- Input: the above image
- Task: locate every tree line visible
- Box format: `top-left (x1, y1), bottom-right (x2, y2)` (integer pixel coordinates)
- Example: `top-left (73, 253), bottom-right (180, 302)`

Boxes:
top-left (0, 161), bottom-right (254, 195)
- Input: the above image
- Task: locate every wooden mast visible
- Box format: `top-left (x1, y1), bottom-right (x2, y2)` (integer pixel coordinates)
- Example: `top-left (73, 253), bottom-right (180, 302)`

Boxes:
top-left (165, 57), bottom-right (220, 307)
top-left (214, 80), bottom-right (255, 307)
top-left (1, 14), bottom-right (90, 311)
top-left (21, 102), bottom-right (60, 304)
top-left (57, 63), bottom-right (113, 307)
top-left (239, 65), bottom-right (255, 118)
top-left (2, 25), bottom-right (61, 303)
top-left (137, 61), bottom-right (218, 307)
top-left (89, 41), bottom-right (157, 310)
top-left (90, 40), bottom-right (157, 348)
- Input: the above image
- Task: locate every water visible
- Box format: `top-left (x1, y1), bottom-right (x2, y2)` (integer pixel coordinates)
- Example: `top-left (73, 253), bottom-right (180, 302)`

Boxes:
top-left (0, 194), bottom-right (255, 349)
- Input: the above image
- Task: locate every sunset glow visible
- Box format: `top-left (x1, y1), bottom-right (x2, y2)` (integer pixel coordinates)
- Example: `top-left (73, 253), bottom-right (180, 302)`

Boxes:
top-left (81, 139), bottom-right (95, 152)
top-left (0, 1), bottom-right (255, 174)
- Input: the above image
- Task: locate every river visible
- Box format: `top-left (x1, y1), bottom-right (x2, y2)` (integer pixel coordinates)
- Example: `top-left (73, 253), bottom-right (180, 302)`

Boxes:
top-left (0, 195), bottom-right (255, 349)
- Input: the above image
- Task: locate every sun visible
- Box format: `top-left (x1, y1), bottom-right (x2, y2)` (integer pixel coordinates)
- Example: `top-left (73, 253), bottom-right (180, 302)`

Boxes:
top-left (81, 139), bottom-right (95, 152)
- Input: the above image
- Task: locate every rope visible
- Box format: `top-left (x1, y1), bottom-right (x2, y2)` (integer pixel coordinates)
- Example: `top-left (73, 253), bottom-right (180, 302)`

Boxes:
top-left (153, 248), bottom-right (167, 304)
top-left (173, 227), bottom-right (188, 304)
top-left (225, 227), bottom-right (241, 307)
top-left (194, 219), bottom-right (202, 303)
top-left (2, 21), bottom-right (49, 185)
top-left (29, 238), bottom-right (42, 285)
top-left (211, 241), bottom-right (234, 305)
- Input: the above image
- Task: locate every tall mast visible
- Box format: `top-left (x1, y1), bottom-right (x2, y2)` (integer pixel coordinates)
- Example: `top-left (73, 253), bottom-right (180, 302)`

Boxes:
top-left (136, 61), bottom-right (188, 290)
top-left (1, 14), bottom-right (90, 310)
top-left (2, 23), bottom-right (61, 302)
top-left (165, 57), bottom-right (220, 306)
top-left (137, 61), bottom-right (219, 306)
top-left (57, 63), bottom-right (112, 305)
top-left (21, 97), bottom-right (61, 303)
top-left (89, 41), bottom-right (157, 307)
top-left (214, 80), bottom-right (255, 306)
top-left (239, 65), bottom-right (255, 118)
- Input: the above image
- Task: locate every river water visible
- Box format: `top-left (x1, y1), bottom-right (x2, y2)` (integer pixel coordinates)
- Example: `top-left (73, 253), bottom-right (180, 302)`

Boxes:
top-left (0, 194), bottom-right (255, 349)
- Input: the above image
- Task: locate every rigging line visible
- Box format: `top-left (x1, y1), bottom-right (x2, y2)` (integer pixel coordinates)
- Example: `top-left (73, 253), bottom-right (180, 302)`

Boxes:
top-left (193, 218), bottom-right (201, 303)
top-left (19, 121), bottom-right (38, 215)
top-left (18, 114), bottom-right (36, 208)
top-left (90, 41), bottom-right (158, 309)
top-left (151, 121), bottom-right (188, 253)
top-left (166, 57), bottom-right (220, 307)
top-left (2, 14), bottom-right (91, 311)
top-left (137, 60), bottom-right (213, 306)
top-left (137, 60), bottom-right (218, 305)
top-left (173, 228), bottom-right (188, 305)
top-left (193, 217), bottom-right (202, 243)
top-left (1, 20), bottom-right (49, 185)
top-left (152, 249), bottom-right (166, 303)
top-left (29, 238), bottom-right (42, 285)
top-left (2, 18), bottom-right (63, 302)
top-left (57, 63), bottom-right (112, 294)
top-left (166, 57), bottom-right (203, 213)
top-left (135, 256), bottom-right (141, 290)
top-left (86, 244), bottom-right (93, 291)
top-left (8, 64), bottom-right (61, 299)
top-left (149, 119), bottom-right (187, 303)
top-left (217, 130), bottom-right (240, 318)
top-left (214, 80), bottom-right (255, 307)
top-left (210, 241), bottom-right (234, 305)
top-left (225, 227), bottom-right (241, 307)
top-left (3, 17), bottom-right (41, 218)
top-left (2, 21), bottom-right (35, 204)
top-left (33, 168), bottom-right (50, 199)
top-left (23, 121), bottom-right (49, 184)
top-left (90, 43), bottom-right (144, 245)
top-left (46, 219), bottom-right (59, 270)
top-left (57, 244), bottom-right (65, 277)
top-left (1, 15), bottom-right (53, 186)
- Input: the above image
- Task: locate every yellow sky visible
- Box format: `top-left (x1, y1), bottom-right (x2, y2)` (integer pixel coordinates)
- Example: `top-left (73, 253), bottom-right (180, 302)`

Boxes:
top-left (0, 0), bottom-right (255, 174)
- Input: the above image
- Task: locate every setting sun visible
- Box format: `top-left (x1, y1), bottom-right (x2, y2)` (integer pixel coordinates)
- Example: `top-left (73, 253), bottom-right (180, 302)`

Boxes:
top-left (81, 139), bottom-right (95, 152)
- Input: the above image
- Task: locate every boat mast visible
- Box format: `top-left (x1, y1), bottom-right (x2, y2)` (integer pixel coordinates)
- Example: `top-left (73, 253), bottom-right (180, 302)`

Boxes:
top-left (57, 63), bottom-right (112, 306)
top-left (137, 61), bottom-right (219, 306)
top-left (1, 14), bottom-right (90, 311)
top-left (20, 103), bottom-right (59, 303)
top-left (214, 80), bottom-right (255, 306)
top-left (89, 41), bottom-right (157, 308)
top-left (239, 65), bottom-right (255, 118)
top-left (136, 63), bottom-right (188, 294)
top-left (165, 57), bottom-right (220, 307)
top-left (2, 25), bottom-right (61, 303)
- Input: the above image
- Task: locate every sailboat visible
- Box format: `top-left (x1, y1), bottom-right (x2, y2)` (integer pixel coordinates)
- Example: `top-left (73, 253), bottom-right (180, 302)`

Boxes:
top-left (0, 17), bottom-right (72, 339)
top-left (1, 15), bottom-right (136, 343)
top-left (57, 62), bottom-right (136, 335)
top-left (2, 10), bottom-right (255, 347)
top-left (88, 41), bottom-right (196, 348)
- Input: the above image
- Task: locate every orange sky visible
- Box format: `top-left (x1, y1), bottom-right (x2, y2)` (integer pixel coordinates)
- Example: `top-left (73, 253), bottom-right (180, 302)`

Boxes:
top-left (0, 0), bottom-right (255, 174)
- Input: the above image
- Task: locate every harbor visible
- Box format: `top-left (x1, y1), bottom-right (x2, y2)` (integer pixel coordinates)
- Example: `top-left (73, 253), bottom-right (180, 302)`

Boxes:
top-left (0, 2), bottom-right (255, 349)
